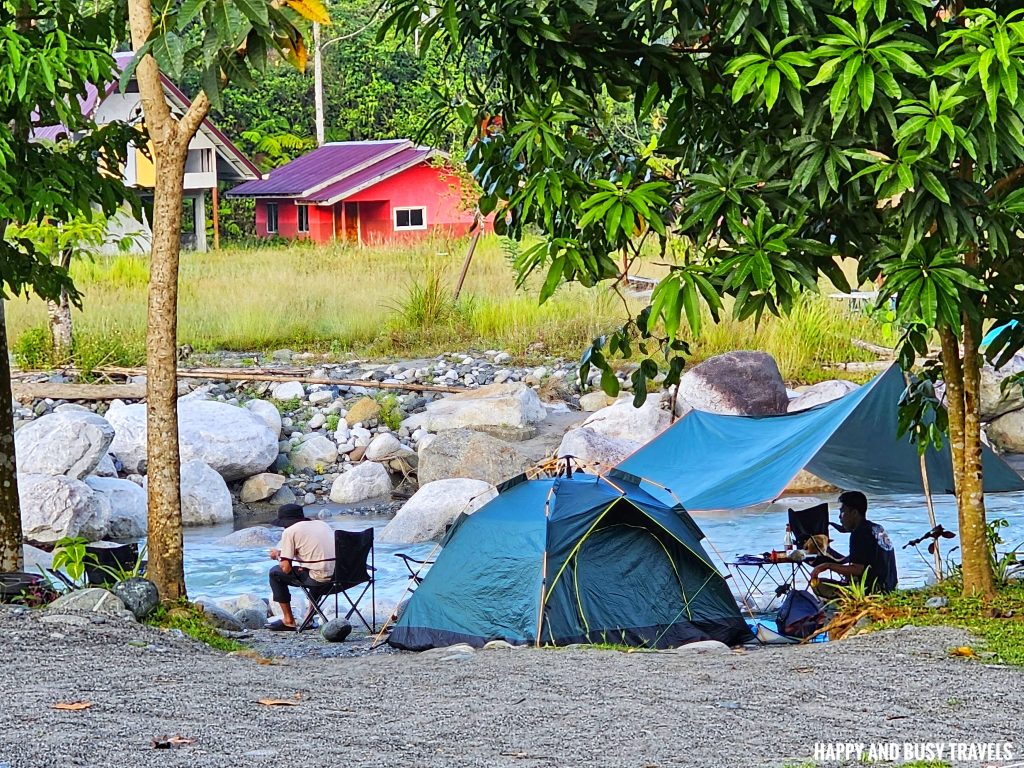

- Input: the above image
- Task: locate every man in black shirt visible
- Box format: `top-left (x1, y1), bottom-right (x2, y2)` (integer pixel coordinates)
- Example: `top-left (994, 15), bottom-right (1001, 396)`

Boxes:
top-left (810, 490), bottom-right (898, 599)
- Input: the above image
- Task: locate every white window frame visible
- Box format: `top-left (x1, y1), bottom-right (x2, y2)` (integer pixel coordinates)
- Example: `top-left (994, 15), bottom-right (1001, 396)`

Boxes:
top-left (297, 203), bottom-right (310, 234)
top-left (393, 206), bottom-right (427, 231)
top-left (266, 202), bottom-right (279, 234)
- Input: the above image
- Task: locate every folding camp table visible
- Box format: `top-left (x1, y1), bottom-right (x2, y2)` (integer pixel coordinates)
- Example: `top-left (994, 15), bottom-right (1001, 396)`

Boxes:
top-left (727, 556), bottom-right (814, 611)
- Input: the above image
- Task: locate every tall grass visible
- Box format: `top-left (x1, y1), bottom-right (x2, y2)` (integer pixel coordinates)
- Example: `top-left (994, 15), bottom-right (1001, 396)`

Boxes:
top-left (4, 235), bottom-right (888, 379)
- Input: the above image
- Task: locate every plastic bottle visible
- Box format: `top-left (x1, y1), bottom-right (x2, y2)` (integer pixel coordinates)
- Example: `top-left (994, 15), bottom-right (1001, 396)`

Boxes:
top-left (784, 523), bottom-right (794, 556)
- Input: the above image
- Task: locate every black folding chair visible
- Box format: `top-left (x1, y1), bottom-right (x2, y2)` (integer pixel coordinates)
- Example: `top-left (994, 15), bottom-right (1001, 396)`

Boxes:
top-left (788, 503), bottom-right (844, 564)
top-left (394, 553), bottom-right (434, 590)
top-left (296, 528), bottom-right (376, 633)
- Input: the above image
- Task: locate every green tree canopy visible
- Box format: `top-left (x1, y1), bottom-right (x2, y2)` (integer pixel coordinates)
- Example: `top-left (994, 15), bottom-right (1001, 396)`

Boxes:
top-left (384, 0), bottom-right (1024, 596)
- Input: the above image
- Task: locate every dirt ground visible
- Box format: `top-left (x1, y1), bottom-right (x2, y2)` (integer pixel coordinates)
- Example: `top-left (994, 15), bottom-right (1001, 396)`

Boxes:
top-left (0, 605), bottom-right (1020, 768)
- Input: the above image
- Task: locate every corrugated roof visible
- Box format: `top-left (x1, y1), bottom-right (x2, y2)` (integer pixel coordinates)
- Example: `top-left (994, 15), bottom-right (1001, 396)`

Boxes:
top-left (227, 140), bottom-right (414, 197)
top-left (307, 147), bottom-right (434, 203)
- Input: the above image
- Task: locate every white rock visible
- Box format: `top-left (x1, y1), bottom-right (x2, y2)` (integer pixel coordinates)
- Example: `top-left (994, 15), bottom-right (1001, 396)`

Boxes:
top-left (308, 390), bottom-right (334, 406)
top-left (328, 461), bottom-right (392, 504)
top-left (290, 435), bottom-right (338, 471)
top-left (85, 477), bottom-right (147, 539)
top-left (93, 453), bottom-right (118, 478)
top-left (271, 381), bottom-right (306, 401)
top-left (217, 527), bottom-right (280, 548)
top-left (379, 478), bottom-right (497, 544)
top-left (240, 473), bottom-right (287, 503)
top-left (556, 427), bottom-right (640, 472)
top-left (351, 426), bottom-right (372, 442)
top-left (244, 399), bottom-right (282, 438)
top-left (14, 411), bottom-right (115, 479)
top-left (142, 460), bottom-right (232, 526)
top-left (581, 393), bottom-right (671, 443)
top-left (23, 543), bottom-right (53, 570)
top-left (365, 433), bottom-right (402, 462)
top-left (19, 474), bottom-right (110, 543)
top-left (334, 424), bottom-right (351, 443)
top-left (787, 379), bottom-right (859, 413)
top-left (108, 401), bottom-right (277, 481)
top-left (422, 382), bottom-right (546, 432)
top-left (308, 413), bottom-right (326, 430)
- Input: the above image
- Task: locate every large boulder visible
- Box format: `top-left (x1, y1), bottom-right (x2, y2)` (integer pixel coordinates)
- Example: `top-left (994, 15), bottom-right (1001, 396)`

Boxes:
top-left (107, 400), bottom-right (277, 481)
top-left (19, 474), bottom-right (110, 544)
top-left (329, 461), bottom-right (393, 504)
top-left (379, 478), bottom-right (497, 544)
top-left (985, 410), bottom-right (1024, 453)
top-left (675, 351), bottom-right (789, 416)
top-left (14, 411), bottom-right (115, 479)
top-left (578, 391), bottom-right (617, 412)
top-left (580, 393), bottom-right (671, 444)
top-left (85, 476), bottom-right (147, 539)
top-left (244, 399), bottom-right (283, 438)
top-left (48, 588), bottom-right (134, 620)
top-left (787, 379), bottom-right (860, 413)
top-left (364, 433), bottom-right (402, 462)
top-left (420, 383), bottom-right (547, 434)
top-left (782, 469), bottom-right (839, 495)
top-left (980, 358), bottom-right (1024, 421)
top-left (417, 428), bottom-right (534, 486)
top-left (556, 427), bottom-right (640, 473)
top-left (111, 578), bottom-right (159, 620)
top-left (240, 473), bottom-right (286, 503)
top-left (218, 527), bottom-right (280, 548)
top-left (290, 435), bottom-right (338, 472)
top-left (147, 460), bottom-right (232, 526)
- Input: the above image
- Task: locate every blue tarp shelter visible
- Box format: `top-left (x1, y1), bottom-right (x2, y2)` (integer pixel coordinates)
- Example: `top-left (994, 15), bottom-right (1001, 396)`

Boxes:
top-left (388, 472), bottom-right (752, 650)
top-left (618, 365), bottom-right (1024, 511)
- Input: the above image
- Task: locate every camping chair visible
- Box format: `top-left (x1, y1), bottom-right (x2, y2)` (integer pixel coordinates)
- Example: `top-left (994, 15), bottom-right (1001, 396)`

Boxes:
top-left (788, 504), bottom-right (844, 564)
top-left (395, 553), bottom-right (434, 590)
top-left (296, 528), bottom-right (376, 633)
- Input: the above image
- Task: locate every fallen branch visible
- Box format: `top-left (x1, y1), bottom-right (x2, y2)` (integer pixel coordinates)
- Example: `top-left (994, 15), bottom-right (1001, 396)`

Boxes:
top-left (851, 338), bottom-right (895, 358)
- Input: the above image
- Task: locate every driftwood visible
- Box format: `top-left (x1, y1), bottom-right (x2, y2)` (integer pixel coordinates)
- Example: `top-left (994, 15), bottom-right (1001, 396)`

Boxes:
top-left (851, 338), bottom-right (895, 358)
top-left (13, 365), bottom-right (467, 395)
top-left (13, 382), bottom-right (181, 401)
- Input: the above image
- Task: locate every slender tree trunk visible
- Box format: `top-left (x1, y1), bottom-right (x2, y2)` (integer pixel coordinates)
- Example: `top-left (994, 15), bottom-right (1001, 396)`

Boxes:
top-left (0, 300), bottom-right (24, 573)
top-left (47, 248), bottom-right (74, 363)
top-left (128, 0), bottom-right (209, 600)
top-left (939, 325), bottom-right (996, 597)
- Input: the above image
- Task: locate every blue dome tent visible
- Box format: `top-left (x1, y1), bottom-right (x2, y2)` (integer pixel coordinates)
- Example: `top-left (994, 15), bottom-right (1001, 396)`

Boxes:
top-left (388, 472), bottom-right (752, 651)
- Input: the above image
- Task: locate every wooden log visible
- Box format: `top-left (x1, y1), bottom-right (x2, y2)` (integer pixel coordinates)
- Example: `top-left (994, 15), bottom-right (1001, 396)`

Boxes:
top-left (13, 382), bottom-right (149, 401)
top-left (851, 338), bottom-right (895, 358)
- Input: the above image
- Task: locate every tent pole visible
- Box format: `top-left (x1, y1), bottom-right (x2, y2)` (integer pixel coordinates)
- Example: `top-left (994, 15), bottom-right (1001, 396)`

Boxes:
top-left (919, 451), bottom-right (943, 580)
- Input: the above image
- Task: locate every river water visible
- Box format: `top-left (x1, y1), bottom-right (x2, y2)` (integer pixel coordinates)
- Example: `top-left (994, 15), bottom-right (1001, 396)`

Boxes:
top-left (182, 493), bottom-right (1024, 613)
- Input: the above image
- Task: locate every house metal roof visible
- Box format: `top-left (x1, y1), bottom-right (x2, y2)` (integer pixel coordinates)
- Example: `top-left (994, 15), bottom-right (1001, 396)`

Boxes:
top-left (226, 140), bottom-right (438, 201)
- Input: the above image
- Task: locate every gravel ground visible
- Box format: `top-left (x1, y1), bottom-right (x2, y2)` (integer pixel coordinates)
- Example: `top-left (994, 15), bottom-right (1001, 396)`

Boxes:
top-left (0, 606), bottom-right (1021, 768)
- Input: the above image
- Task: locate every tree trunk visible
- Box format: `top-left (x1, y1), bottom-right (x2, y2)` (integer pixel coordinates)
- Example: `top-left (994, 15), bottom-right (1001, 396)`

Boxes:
top-left (959, 326), bottom-right (996, 597)
top-left (939, 325), bottom-right (996, 597)
top-left (46, 248), bottom-right (74, 363)
top-left (0, 300), bottom-right (24, 573)
top-left (144, 141), bottom-right (190, 601)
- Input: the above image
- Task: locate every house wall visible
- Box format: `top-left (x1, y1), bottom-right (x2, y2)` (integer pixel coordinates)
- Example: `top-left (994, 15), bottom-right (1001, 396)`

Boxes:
top-left (255, 199), bottom-right (333, 242)
top-left (347, 162), bottom-right (481, 243)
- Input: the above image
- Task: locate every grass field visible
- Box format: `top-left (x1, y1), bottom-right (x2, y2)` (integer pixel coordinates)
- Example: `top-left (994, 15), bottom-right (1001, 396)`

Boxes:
top-left (3, 235), bottom-right (888, 381)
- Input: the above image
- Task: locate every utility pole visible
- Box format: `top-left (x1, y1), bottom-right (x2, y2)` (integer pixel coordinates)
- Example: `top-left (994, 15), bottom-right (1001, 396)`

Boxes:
top-left (314, 22), bottom-right (325, 146)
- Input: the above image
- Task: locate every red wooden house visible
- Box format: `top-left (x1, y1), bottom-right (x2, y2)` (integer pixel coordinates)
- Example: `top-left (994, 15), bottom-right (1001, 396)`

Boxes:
top-left (226, 140), bottom-right (482, 244)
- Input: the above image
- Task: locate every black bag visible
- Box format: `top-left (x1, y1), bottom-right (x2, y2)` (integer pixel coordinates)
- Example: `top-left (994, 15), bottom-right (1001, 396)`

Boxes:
top-left (777, 589), bottom-right (825, 639)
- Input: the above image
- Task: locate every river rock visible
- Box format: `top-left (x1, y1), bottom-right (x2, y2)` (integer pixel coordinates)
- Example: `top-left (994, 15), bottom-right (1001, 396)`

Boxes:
top-left (271, 381), bottom-right (305, 401)
top-left (240, 473), bottom-right (286, 503)
top-left (290, 435), bottom-right (338, 472)
top-left (985, 410), bottom-right (1024, 453)
top-left (85, 476), bottom-right (147, 539)
top-left (578, 391), bottom-right (617, 412)
top-left (420, 382), bottom-right (546, 434)
top-left (379, 478), bottom-right (497, 544)
top-left (19, 474), bottom-right (110, 544)
top-left (23, 543), bottom-right (53, 571)
top-left (556, 427), bottom-right (639, 472)
top-left (235, 607), bottom-right (270, 629)
top-left (111, 578), bottom-right (159, 620)
top-left (218, 527), bottom-right (280, 548)
top-left (217, 593), bottom-right (269, 615)
top-left (108, 401), bottom-right (278, 480)
top-left (417, 428), bottom-right (534, 486)
top-left (244, 399), bottom-right (283, 438)
top-left (980, 358), bottom-right (1024, 420)
top-left (174, 460), bottom-right (233, 526)
top-left (581, 393), bottom-right (671, 443)
top-left (675, 351), bottom-right (789, 416)
top-left (787, 379), bottom-right (859, 413)
top-left (269, 485), bottom-right (297, 506)
top-left (14, 411), bottom-right (115, 479)
top-left (329, 461), bottom-right (393, 504)
top-left (364, 433), bottom-right (402, 462)
top-left (345, 397), bottom-right (381, 427)
top-left (782, 469), bottom-right (838, 495)
top-left (195, 600), bottom-right (243, 631)
top-left (321, 618), bottom-right (353, 642)
top-left (48, 588), bottom-right (133, 620)
top-left (93, 453), bottom-right (118, 478)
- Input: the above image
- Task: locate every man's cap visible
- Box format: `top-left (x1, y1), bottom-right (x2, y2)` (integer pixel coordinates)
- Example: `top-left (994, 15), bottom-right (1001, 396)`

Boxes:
top-left (270, 503), bottom-right (307, 528)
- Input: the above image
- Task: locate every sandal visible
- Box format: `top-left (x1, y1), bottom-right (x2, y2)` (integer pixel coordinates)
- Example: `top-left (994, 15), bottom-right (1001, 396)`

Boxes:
top-left (266, 620), bottom-right (296, 632)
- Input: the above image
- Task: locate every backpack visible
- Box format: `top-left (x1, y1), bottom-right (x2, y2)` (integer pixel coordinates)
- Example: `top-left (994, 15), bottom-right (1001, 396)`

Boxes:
top-left (777, 589), bottom-right (825, 639)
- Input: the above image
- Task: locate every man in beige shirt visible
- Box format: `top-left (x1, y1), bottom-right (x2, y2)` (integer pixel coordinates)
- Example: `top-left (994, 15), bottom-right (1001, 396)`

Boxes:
top-left (267, 504), bottom-right (336, 631)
